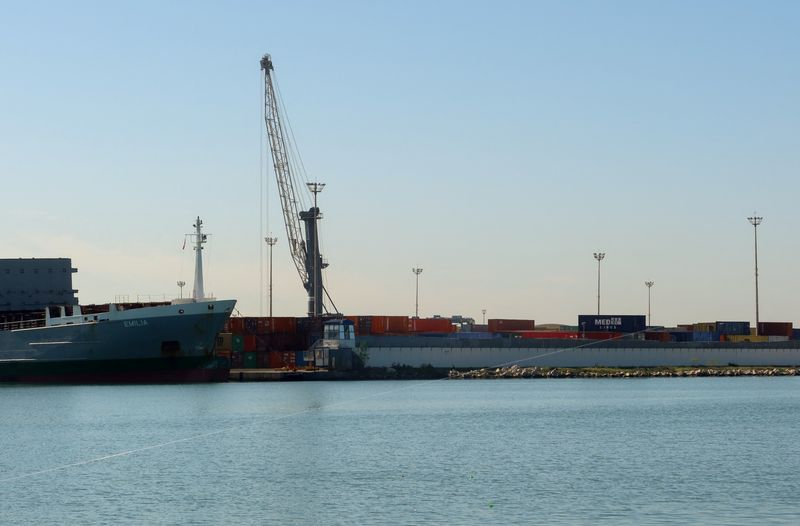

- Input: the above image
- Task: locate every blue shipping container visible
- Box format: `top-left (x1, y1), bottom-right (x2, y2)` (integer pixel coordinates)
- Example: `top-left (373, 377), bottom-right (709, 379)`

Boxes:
top-left (670, 332), bottom-right (693, 342)
top-left (692, 332), bottom-right (720, 342)
top-left (715, 321), bottom-right (750, 336)
top-left (578, 315), bottom-right (646, 333)
top-left (793, 329), bottom-right (800, 341)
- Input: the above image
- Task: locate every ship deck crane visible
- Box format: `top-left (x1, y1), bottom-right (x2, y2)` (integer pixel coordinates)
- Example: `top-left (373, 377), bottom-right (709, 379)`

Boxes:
top-left (261, 54), bottom-right (336, 317)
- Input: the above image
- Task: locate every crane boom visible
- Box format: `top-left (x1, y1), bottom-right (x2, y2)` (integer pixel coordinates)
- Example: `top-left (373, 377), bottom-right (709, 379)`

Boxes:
top-left (261, 53), bottom-right (329, 317)
top-left (261, 54), bottom-right (308, 285)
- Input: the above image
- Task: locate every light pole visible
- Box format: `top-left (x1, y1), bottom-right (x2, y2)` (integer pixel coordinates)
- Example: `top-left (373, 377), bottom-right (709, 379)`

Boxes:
top-left (306, 182), bottom-right (325, 317)
top-left (482, 309), bottom-right (486, 325)
top-left (748, 214), bottom-right (763, 334)
top-left (645, 281), bottom-right (654, 326)
top-left (593, 252), bottom-right (605, 315)
top-left (177, 281), bottom-right (186, 299)
top-left (265, 235), bottom-right (278, 319)
top-left (412, 267), bottom-right (423, 318)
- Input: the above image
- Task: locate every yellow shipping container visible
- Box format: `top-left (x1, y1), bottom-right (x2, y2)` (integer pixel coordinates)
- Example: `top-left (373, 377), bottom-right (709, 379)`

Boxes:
top-left (724, 334), bottom-right (769, 343)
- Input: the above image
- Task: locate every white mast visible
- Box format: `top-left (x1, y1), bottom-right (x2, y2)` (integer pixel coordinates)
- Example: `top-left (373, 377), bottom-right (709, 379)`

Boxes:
top-left (192, 216), bottom-right (207, 300)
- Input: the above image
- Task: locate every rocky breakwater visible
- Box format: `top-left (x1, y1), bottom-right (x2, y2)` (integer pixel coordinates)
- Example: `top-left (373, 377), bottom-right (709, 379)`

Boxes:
top-left (448, 365), bottom-right (800, 379)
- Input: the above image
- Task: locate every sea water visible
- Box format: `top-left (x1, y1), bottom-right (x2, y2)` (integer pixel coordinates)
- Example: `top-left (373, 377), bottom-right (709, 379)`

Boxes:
top-left (1, 378), bottom-right (799, 525)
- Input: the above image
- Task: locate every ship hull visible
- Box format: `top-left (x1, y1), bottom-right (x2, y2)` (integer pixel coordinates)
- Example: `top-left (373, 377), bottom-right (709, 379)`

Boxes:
top-left (0, 299), bottom-right (235, 383)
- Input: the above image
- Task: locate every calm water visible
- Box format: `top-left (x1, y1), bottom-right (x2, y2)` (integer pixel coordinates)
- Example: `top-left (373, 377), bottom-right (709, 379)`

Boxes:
top-left (1, 378), bottom-right (799, 525)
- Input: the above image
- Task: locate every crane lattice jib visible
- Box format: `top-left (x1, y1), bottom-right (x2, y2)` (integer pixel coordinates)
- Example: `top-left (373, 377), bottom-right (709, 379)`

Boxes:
top-left (261, 54), bottom-right (309, 288)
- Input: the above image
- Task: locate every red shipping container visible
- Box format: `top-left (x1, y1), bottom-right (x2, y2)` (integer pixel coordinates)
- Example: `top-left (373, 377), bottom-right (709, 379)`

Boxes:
top-left (270, 317), bottom-right (297, 334)
top-left (645, 332), bottom-right (671, 342)
top-left (411, 318), bottom-right (454, 333)
top-left (488, 319), bottom-right (536, 333)
top-left (268, 351), bottom-right (284, 369)
top-left (228, 317), bottom-right (246, 334)
top-left (243, 334), bottom-right (257, 352)
top-left (758, 322), bottom-right (793, 337)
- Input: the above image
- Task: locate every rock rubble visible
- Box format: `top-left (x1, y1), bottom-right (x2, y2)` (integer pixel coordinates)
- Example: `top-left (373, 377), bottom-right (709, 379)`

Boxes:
top-left (448, 365), bottom-right (800, 379)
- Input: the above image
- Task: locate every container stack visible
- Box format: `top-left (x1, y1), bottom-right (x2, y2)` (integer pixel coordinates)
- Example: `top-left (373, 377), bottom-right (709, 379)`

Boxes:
top-left (218, 316), bottom-right (312, 369)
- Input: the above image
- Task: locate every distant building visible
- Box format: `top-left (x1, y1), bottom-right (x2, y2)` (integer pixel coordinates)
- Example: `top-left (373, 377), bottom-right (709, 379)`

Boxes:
top-left (0, 258), bottom-right (78, 312)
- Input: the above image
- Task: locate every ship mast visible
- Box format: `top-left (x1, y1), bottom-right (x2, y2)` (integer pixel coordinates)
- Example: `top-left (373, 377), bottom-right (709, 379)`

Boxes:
top-left (191, 216), bottom-right (207, 300)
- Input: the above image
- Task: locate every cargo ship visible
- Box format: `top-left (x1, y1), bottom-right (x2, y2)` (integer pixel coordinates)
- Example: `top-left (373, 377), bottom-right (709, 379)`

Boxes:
top-left (0, 218), bottom-right (236, 383)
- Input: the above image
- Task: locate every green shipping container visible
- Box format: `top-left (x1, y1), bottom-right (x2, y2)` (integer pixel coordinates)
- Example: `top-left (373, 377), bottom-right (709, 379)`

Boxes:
top-left (232, 334), bottom-right (245, 353)
top-left (243, 352), bottom-right (258, 368)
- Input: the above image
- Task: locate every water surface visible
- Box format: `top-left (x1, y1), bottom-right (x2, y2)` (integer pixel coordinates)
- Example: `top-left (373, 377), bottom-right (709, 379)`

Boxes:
top-left (1, 378), bottom-right (799, 524)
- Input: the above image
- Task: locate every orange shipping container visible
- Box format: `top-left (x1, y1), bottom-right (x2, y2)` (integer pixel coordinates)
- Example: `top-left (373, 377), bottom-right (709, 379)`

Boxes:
top-left (386, 316), bottom-right (410, 333)
top-left (370, 316), bottom-right (386, 335)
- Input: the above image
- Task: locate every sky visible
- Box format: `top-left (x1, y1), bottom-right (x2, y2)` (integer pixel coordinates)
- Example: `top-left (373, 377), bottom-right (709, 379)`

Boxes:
top-left (1, 1), bottom-right (798, 326)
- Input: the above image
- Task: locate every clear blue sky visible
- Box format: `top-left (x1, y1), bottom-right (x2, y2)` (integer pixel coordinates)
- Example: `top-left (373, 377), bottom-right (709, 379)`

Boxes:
top-left (1, 1), bottom-right (798, 326)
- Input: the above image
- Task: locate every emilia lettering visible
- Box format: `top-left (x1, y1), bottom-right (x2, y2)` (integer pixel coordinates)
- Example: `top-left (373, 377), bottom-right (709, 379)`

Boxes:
top-left (123, 320), bottom-right (149, 328)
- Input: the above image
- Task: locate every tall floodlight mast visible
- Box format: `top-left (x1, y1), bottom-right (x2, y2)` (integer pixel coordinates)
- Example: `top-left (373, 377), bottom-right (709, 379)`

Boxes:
top-left (261, 53), bottom-right (333, 317)
top-left (593, 252), bottom-right (605, 315)
top-left (748, 214), bottom-right (763, 334)
top-left (645, 281), bottom-right (654, 326)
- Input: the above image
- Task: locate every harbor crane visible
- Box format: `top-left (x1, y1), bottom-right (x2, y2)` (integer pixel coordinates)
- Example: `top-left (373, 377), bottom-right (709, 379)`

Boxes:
top-left (261, 53), bottom-right (335, 317)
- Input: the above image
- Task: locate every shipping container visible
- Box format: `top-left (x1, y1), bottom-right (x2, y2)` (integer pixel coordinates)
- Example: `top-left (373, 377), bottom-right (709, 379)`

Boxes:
top-left (243, 317), bottom-right (259, 334)
top-left (256, 351), bottom-right (271, 368)
top-left (768, 336), bottom-right (789, 342)
top-left (723, 334), bottom-right (768, 343)
top-left (691, 332), bottom-right (720, 342)
top-left (671, 332), bottom-right (693, 342)
top-left (693, 322), bottom-right (716, 333)
top-left (267, 351), bottom-right (284, 369)
top-left (715, 321), bottom-right (750, 336)
top-left (757, 322), bottom-right (793, 337)
top-left (577, 315), bottom-right (645, 333)
top-left (243, 352), bottom-right (258, 368)
top-left (228, 317), bottom-right (246, 334)
top-left (471, 324), bottom-right (489, 333)
top-left (270, 317), bottom-right (298, 334)
top-left (243, 334), bottom-right (257, 353)
top-left (488, 319), bottom-right (536, 332)
top-left (645, 331), bottom-right (672, 342)
top-left (411, 318), bottom-right (455, 333)
top-left (386, 316), bottom-right (410, 334)
top-left (793, 329), bottom-right (800, 341)
top-left (230, 352), bottom-right (244, 368)
top-left (216, 333), bottom-right (233, 352)
top-left (232, 334), bottom-right (245, 353)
